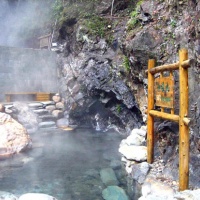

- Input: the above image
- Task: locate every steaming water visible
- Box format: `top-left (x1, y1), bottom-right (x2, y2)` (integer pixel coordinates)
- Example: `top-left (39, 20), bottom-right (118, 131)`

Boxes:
top-left (0, 128), bottom-right (128, 200)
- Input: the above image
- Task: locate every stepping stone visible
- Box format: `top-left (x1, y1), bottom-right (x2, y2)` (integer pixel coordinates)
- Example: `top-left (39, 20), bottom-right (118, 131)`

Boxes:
top-left (38, 121), bottom-right (56, 129)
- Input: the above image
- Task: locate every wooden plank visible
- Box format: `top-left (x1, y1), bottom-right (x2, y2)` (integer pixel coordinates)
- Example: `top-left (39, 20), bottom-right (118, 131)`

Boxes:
top-left (147, 59), bottom-right (155, 164)
top-left (154, 76), bottom-right (174, 108)
top-left (5, 92), bottom-right (51, 102)
top-left (179, 48), bottom-right (189, 191)
top-left (149, 110), bottom-right (179, 122)
top-left (36, 93), bottom-right (50, 101)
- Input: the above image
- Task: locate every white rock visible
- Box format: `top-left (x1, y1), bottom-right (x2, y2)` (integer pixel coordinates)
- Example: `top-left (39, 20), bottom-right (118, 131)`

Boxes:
top-left (141, 125), bottom-right (147, 131)
top-left (126, 133), bottom-right (145, 146)
top-left (119, 145), bottom-right (147, 161)
top-left (19, 193), bottom-right (57, 200)
top-left (0, 191), bottom-right (18, 200)
top-left (142, 182), bottom-right (151, 197)
top-left (131, 128), bottom-right (147, 137)
top-left (125, 163), bottom-right (132, 174)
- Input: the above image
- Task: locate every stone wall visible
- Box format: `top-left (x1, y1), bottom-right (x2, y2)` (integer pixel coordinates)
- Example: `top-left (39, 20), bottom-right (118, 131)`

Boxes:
top-left (0, 46), bottom-right (58, 101)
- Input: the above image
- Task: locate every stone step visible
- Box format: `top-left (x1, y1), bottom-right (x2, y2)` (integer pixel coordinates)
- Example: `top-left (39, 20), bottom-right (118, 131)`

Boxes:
top-left (33, 109), bottom-right (49, 115)
top-left (28, 102), bottom-right (44, 109)
top-left (38, 121), bottom-right (56, 129)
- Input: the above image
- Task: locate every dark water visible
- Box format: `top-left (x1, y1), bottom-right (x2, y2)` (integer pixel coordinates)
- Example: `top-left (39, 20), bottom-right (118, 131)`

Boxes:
top-left (0, 128), bottom-right (128, 200)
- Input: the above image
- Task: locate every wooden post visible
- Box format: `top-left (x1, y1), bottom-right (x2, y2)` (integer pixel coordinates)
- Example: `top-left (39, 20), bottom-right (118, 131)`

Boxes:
top-left (179, 49), bottom-right (189, 191)
top-left (169, 71), bottom-right (175, 114)
top-left (147, 59), bottom-right (155, 163)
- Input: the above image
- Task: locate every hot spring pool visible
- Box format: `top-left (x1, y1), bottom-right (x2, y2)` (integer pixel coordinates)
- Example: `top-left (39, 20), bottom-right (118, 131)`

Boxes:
top-left (0, 128), bottom-right (130, 200)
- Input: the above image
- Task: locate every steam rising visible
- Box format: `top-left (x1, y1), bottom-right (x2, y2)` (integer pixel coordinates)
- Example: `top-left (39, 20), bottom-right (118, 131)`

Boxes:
top-left (0, 0), bottom-right (53, 48)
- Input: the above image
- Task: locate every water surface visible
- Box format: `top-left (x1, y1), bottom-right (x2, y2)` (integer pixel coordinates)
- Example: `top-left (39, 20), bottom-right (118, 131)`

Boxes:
top-left (0, 128), bottom-right (127, 200)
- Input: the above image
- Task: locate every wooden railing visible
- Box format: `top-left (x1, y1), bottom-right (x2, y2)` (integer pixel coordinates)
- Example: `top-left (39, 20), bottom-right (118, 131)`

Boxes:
top-left (5, 92), bottom-right (52, 102)
top-left (147, 49), bottom-right (191, 191)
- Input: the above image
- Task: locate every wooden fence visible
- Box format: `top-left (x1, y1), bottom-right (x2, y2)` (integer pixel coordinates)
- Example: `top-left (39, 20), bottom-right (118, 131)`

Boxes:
top-left (147, 49), bottom-right (191, 191)
top-left (38, 34), bottom-right (52, 50)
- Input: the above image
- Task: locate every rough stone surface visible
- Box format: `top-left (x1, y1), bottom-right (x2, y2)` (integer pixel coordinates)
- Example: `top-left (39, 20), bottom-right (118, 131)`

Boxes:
top-left (52, 94), bottom-right (61, 103)
top-left (52, 110), bottom-right (64, 119)
top-left (125, 132), bottom-right (145, 146)
top-left (45, 105), bottom-right (56, 113)
top-left (55, 102), bottom-right (64, 110)
top-left (119, 145), bottom-right (147, 162)
top-left (102, 186), bottom-right (129, 200)
top-left (131, 162), bottom-right (150, 184)
top-left (0, 191), bottom-right (18, 200)
top-left (100, 168), bottom-right (119, 186)
top-left (0, 112), bottom-right (31, 155)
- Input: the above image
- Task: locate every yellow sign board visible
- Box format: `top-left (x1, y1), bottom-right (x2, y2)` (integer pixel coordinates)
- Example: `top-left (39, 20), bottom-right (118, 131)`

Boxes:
top-left (155, 76), bottom-right (174, 108)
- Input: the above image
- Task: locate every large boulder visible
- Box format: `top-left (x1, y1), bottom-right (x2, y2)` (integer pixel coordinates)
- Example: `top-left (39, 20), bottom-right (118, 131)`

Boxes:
top-left (0, 112), bottom-right (31, 156)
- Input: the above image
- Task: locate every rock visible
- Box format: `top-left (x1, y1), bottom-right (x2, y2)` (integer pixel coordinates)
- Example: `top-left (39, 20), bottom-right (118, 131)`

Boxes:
top-left (0, 112), bottom-right (12, 124)
top-left (110, 160), bottom-right (122, 170)
top-left (56, 118), bottom-right (69, 128)
top-left (125, 132), bottom-right (145, 146)
top-left (131, 162), bottom-right (150, 184)
top-left (100, 168), bottom-right (119, 186)
top-left (139, 188), bottom-right (200, 200)
top-left (28, 102), bottom-right (43, 109)
top-left (174, 189), bottom-right (200, 200)
top-left (131, 128), bottom-right (147, 137)
top-left (138, 194), bottom-right (169, 200)
top-left (55, 102), bottom-right (64, 110)
top-left (38, 115), bottom-right (56, 122)
top-left (52, 94), bottom-right (61, 103)
top-left (0, 104), bottom-right (5, 112)
top-left (102, 186), bottom-right (129, 200)
top-left (0, 113), bottom-right (31, 155)
top-left (189, 154), bottom-right (200, 188)
top-left (41, 101), bottom-right (55, 106)
top-left (84, 169), bottom-right (99, 179)
top-left (119, 145), bottom-right (147, 162)
top-left (45, 105), bottom-right (56, 113)
top-left (19, 193), bottom-right (58, 200)
top-left (33, 109), bottom-right (49, 115)
top-left (144, 177), bottom-right (174, 197)
top-left (52, 110), bottom-right (64, 119)
top-left (38, 121), bottom-right (56, 129)
top-left (0, 191), bottom-right (18, 200)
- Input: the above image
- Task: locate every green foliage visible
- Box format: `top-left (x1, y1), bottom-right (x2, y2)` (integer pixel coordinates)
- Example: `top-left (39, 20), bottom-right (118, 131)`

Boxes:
top-left (127, 0), bottom-right (143, 31)
top-left (116, 104), bottom-right (122, 114)
top-left (170, 19), bottom-right (177, 28)
top-left (84, 16), bottom-right (109, 38)
top-left (106, 35), bottom-right (115, 46)
top-left (52, 0), bottom-right (64, 20)
top-left (123, 56), bottom-right (131, 72)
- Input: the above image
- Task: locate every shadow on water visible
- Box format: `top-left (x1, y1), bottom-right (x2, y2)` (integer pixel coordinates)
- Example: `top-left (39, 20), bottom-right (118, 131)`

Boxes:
top-left (0, 128), bottom-right (129, 200)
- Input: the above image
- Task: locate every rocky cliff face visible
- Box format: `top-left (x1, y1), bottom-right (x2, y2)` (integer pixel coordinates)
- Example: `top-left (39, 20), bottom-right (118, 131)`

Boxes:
top-left (53, 0), bottom-right (199, 150)
top-left (54, 1), bottom-right (145, 133)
